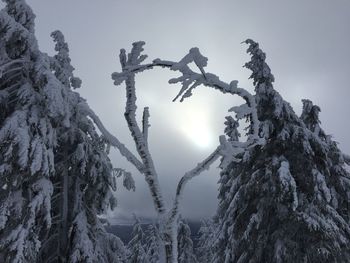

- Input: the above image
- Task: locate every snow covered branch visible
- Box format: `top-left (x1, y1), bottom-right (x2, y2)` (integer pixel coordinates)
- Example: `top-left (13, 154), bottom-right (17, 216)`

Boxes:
top-left (119, 43), bottom-right (166, 214)
top-left (79, 101), bottom-right (145, 173)
top-left (0, 59), bottom-right (27, 74)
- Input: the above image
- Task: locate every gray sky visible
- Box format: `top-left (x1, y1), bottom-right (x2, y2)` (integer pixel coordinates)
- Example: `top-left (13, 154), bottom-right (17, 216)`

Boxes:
top-left (18, 0), bottom-right (350, 222)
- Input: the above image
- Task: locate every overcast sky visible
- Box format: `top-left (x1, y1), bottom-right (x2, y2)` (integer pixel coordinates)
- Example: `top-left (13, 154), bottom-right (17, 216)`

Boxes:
top-left (16, 0), bottom-right (350, 223)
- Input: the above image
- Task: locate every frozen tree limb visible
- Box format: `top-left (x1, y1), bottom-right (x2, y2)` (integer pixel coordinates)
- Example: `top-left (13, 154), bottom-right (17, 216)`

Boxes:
top-left (142, 107), bottom-right (150, 142)
top-left (113, 42), bottom-right (167, 214)
top-left (79, 102), bottom-right (145, 173)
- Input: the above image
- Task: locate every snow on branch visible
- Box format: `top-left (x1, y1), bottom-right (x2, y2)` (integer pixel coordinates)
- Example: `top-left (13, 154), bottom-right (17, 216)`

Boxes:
top-left (79, 101), bottom-right (145, 173)
top-left (113, 168), bottom-right (136, 192)
top-left (0, 59), bottom-right (27, 77)
top-left (113, 42), bottom-right (166, 214)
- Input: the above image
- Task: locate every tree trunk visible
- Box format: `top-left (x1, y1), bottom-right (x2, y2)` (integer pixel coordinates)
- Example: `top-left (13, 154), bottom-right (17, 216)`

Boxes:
top-left (161, 226), bottom-right (178, 263)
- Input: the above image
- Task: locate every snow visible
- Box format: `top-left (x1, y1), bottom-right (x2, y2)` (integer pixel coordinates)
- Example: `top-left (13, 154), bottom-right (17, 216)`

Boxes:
top-left (313, 169), bottom-right (331, 203)
top-left (229, 103), bottom-right (252, 120)
top-left (122, 170), bottom-right (136, 192)
top-left (278, 160), bottom-right (298, 211)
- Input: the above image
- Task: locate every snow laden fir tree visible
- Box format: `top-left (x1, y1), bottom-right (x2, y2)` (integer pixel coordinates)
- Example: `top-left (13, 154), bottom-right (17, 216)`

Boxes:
top-left (211, 40), bottom-right (350, 263)
top-left (1, 0), bottom-right (350, 263)
top-left (0, 1), bottom-right (125, 262)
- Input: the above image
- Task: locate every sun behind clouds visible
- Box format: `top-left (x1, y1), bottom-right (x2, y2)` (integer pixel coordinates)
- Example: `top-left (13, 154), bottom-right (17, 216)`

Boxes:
top-left (179, 107), bottom-right (215, 149)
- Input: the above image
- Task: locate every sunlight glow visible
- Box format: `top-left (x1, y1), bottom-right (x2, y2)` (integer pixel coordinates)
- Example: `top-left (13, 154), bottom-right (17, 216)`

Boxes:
top-left (179, 110), bottom-right (214, 149)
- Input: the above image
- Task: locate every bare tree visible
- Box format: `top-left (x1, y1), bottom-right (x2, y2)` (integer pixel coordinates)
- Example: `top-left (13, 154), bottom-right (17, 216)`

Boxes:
top-left (82, 41), bottom-right (263, 262)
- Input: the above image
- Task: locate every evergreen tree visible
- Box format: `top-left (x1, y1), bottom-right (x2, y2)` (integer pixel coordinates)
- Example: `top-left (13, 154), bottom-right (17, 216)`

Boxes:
top-left (0, 1), bottom-right (67, 262)
top-left (213, 39), bottom-right (350, 263)
top-left (127, 216), bottom-right (148, 263)
top-left (38, 30), bottom-right (123, 263)
top-left (127, 217), bottom-right (149, 263)
top-left (177, 220), bottom-right (197, 263)
top-left (145, 224), bottom-right (161, 263)
top-left (196, 219), bottom-right (215, 263)
top-left (0, 2), bottom-right (125, 262)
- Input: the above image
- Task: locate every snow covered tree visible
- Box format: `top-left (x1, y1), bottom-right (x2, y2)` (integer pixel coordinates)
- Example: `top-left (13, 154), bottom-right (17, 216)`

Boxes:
top-left (127, 216), bottom-right (148, 263)
top-left (145, 224), bottom-right (161, 263)
top-left (301, 99), bottom-right (350, 225)
top-left (0, 1), bottom-right (65, 262)
top-left (177, 220), bottom-right (197, 263)
top-left (0, 2), bottom-right (125, 262)
top-left (38, 30), bottom-right (124, 263)
top-left (196, 219), bottom-right (215, 263)
top-left (212, 39), bottom-right (350, 263)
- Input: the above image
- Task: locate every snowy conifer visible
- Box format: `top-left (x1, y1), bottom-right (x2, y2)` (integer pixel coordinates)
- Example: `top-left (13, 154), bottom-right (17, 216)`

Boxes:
top-left (0, 2), bottom-right (125, 262)
top-left (213, 39), bottom-right (350, 263)
top-left (177, 220), bottom-right (197, 263)
top-left (145, 224), bottom-right (161, 263)
top-left (127, 217), bottom-right (148, 263)
top-left (196, 219), bottom-right (215, 263)
top-left (0, 1), bottom-right (65, 262)
top-left (37, 30), bottom-right (122, 263)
